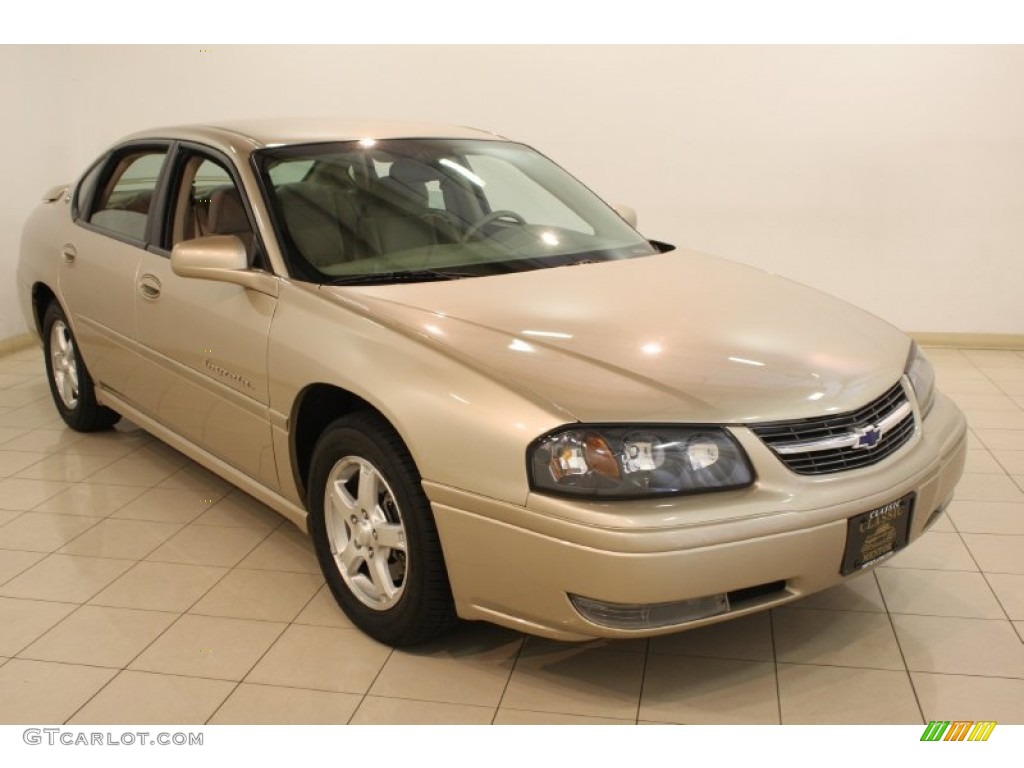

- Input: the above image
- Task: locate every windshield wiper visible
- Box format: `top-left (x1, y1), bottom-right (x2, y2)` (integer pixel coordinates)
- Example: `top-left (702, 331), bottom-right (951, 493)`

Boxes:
top-left (325, 269), bottom-right (471, 286)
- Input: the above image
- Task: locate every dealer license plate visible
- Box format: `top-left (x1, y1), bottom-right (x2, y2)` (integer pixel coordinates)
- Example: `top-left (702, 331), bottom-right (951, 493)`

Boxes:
top-left (840, 494), bottom-right (914, 575)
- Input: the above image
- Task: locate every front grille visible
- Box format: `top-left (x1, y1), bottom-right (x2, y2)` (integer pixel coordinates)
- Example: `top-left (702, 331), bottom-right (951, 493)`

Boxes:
top-left (751, 382), bottom-right (915, 475)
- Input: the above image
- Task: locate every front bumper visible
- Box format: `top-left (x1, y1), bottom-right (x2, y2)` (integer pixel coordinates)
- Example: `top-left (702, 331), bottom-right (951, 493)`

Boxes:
top-left (427, 390), bottom-right (967, 641)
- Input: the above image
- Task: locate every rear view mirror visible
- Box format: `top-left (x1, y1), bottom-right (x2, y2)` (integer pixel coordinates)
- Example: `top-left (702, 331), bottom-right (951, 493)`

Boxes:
top-left (613, 204), bottom-right (638, 228)
top-left (171, 235), bottom-right (276, 295)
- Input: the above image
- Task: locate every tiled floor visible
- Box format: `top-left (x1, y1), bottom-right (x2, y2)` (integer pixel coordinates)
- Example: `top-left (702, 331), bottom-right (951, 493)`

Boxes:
top-left (1, 344), bottom-right (1023, 725)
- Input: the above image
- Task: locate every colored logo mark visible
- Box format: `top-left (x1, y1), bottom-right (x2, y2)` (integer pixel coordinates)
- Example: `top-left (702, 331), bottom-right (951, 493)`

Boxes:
top-left (921, 720), bottom-right (997, 742)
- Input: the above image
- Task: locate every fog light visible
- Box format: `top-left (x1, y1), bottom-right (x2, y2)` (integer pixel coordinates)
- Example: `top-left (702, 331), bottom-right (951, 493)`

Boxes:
top-left (569, 592), bottom-right (730, 630)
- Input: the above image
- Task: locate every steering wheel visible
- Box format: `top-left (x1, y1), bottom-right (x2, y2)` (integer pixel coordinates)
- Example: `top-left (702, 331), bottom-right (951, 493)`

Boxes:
top-left (460, 210), bottom-right (527, 242)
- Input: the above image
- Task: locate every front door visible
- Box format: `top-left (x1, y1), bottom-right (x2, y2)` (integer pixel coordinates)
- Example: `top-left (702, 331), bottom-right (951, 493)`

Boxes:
top-left (133, 149), bottom-right (279, 489)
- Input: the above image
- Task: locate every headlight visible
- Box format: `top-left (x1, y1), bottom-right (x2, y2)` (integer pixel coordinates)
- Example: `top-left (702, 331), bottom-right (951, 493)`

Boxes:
top-left (528, 426), bottom-right (755, 499)
top-left (905, 342), bottom-right (936, 417)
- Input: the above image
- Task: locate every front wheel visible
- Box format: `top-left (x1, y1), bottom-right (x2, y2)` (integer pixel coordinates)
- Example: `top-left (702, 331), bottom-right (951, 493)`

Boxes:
top-left (42, 302), bottom-right (121, 432)
top-left (307, 412), bottom-right (457, 646)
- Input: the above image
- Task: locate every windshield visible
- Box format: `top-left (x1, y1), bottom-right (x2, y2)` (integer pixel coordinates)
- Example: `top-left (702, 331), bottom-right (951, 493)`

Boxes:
top-left (254, 138), bottom-right (660, 283)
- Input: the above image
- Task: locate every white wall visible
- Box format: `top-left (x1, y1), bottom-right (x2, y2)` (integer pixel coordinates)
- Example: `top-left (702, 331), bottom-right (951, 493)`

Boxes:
top-left (0, 46), bottom-right (72, 339)
top-left (2, 45), bottom-right (1022, 339)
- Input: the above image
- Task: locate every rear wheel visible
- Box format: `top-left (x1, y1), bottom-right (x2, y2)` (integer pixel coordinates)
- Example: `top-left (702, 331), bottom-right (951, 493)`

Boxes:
top-left (307, 412), bottom-right (457, 646)
top-left (42, 302), bottom-right (120, 432)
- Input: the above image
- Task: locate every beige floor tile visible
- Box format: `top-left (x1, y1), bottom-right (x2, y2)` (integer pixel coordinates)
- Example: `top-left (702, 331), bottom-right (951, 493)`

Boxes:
top-left (90, 561), bottom-right (229, 612)
top-left (0, 449), bottom-right (48, 476)
top-left (975, 428), bottom-right (1024, 451)
top-left (0, 426), bottom-right (29, 445)
top-left (0, 477), bottom-right (73, 511)
top-left (131, 614), bottom-right (286, 681)
top-left (924, 511), bottom-right (956, 532)
top-left (189, 569), bottom-right (322, 622)
top-left (0, 554), bottom-right (133, 603)
top-left (993, 450), bottom-right (1024, 474)
top-left (145, 524), bottom-right (267, 567)
top-left (649, 611), bottom-right (773, 660)
top-left (494, 708), bottom-right (632, 724)
top-left (892, 615), bottom-right (1024, 677)
top-left (58, 518), bottom-right (183, 560)
top-left (639, 656), bottom-right (778, 724)
top-left (59, 429), bottom-right (151, 459)
top-left (193, 490), bottom-right (283, 530)
top-left (912, 672), bottom-right (1024, 723)
top-left (789, 572), bottom-right (887, 612)
top-left (986, 573), bottom-right (1024, 620)
top-left (501, 645), bottom-right (644, 720)
top-left (0, 373), bottom-right (33, 389)
top-left (951, 394), bottom-right (1022, 412)
top-left (954, 474), bottom-right (1024, 503)
top-left (0, 407), bottom-right (65, 430)
top-left (1, 428), bottom-right (86, 453)
top-left (293, 584), bottom-right (354, 628)
top-left (15, 452), bottom-right (119, 483)
top-left (111, 487), bottom-right (223, 525)
top-left (1015, 621), bottom-right (1024, 642)
top-left (32, 483), bottom-right (146, 517)
top-left (0, 387), bottom-right (47, 408)
top-left (963, 450), bottom-right (1004, 474)
top-left (777, 663), bottom-right (921, 724)
top-left (949, 500), bottom-right (1024, 535)
top-left (0, 511), bottom-right (101, 552)
top-left (0, 597), bottom-right (77, 655)
top-left (0, 549), bottom-right (46, 584)
top-left (962, 533), bottom-right (1024, 574)
top-left (1001, 380), bottom-right (1024, 396)
top-left (881, 531), bottom-right (977, 571)
top-left (963, 411), bottom-right (1024, 430)
top-left (87, 445), bottom-right (189, 487)
top-left (0, 659), bottom-right (117, 724)
top-left (0, 509), bottom-right (19, 527)
top-left (236, 525), bottom-right (320, 573)
top-left (158, 462), bottom-right (235, 495)
top-left (209, 682), bottom-right (362, 724)
top-left (938, 378), bottom-right (1003, 396)
top-left (246, 624), bottom-right (391, 693)
top-left (522, 635), bottom-right (647, 656)
top-left (69, 670), bottom-right (235, 725)
top-left (20, 605), bottom-right (177, 667)
top-left (1015, 475), bottom-right (1024, 494)
top-left (772, 608), bottom-right (904, 670)
top-left (876, 569), bottom-right (1005, 619)
top-left (370, 623), bottom-right (522, 706)
top-left (351, 695), bottom-right (494, 724)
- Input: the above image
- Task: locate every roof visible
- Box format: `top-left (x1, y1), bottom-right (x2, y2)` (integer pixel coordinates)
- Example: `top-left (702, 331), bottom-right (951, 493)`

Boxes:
top-left (122, 118), bottom-right (504, 152)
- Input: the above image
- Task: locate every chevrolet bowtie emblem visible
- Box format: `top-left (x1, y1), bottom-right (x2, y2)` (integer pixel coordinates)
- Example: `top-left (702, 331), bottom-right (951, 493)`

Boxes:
top-left (854, 425), bottom-right (882, 449)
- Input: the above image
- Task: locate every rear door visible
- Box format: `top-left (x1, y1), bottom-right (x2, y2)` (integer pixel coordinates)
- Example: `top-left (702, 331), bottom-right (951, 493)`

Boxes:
top-left (62, 144), bottom-right (171, 398)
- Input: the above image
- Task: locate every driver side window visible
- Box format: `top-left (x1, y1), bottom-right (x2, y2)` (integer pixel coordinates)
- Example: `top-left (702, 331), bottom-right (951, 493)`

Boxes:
top-left (169, 154), bottom-right (257, 264)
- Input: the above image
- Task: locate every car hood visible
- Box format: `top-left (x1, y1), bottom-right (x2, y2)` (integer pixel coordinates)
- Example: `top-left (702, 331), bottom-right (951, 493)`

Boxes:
top-left (326, 250), bottom-right (911, 423)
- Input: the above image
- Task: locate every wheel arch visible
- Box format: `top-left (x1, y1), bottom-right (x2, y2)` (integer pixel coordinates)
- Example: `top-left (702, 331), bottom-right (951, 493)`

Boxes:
top-left (290, 382), bottom-right (408, 506)
top-left (30, 282), bottom-right (59, 337)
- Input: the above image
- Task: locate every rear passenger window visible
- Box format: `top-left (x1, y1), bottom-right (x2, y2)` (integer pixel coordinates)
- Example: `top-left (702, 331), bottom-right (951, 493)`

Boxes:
top-left (89, 150), bottom-right (168, 242)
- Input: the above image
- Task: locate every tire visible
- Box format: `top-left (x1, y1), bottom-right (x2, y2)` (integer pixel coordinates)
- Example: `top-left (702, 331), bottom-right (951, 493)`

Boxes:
top-left (307, 411), bottom-right (457, 646)
top-left (42, 302), bottom-right (121, 432)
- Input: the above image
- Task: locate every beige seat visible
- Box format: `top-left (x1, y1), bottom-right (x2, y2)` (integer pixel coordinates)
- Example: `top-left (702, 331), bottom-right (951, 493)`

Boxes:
top-left (206, 186), bottom-right (255, 262)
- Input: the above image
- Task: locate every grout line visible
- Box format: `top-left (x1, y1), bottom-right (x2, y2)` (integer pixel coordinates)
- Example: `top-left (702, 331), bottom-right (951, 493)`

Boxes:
top-left (489, 630), bottom-right (526, 725)
top-left (632, 638), bottom-right (651, 725)
top-left (769, 609), bottom-right (783, 724)
top-left (872, 569), bottom-right (925, 724)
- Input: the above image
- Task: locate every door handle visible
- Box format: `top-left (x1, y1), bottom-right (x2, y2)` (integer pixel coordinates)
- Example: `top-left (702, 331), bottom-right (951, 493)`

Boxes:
top-left (61, 244), bottom-right (77, 264)
top-left (138, 274), bottom-right (162, 300)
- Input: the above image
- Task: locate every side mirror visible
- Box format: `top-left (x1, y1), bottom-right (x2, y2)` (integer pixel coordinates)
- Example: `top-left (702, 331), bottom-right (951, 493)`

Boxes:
top-left (171, 235), bottom-right (276, 295)
top-left (613, 204), bottom-right (638, 229)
